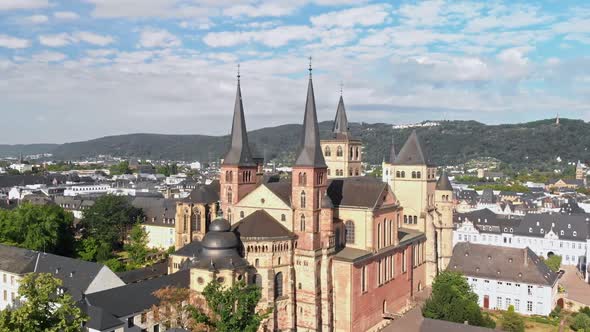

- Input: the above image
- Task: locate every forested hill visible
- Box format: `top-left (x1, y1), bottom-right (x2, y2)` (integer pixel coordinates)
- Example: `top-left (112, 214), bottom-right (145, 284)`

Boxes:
top-left (1, 119), bottom-right (588, 169)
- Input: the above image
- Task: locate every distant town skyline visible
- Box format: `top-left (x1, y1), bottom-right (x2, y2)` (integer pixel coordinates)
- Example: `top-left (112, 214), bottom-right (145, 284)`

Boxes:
top-left (0, 0), bottom-right (589, 144)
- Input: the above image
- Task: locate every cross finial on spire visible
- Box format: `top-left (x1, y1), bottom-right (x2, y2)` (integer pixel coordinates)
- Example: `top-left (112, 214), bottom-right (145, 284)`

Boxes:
top-left (237, 63), bottom-right (240, 82)
top-left (308, 56), bottom-right (312, 77)
top-left (340, 81), bottom-right (343, 96)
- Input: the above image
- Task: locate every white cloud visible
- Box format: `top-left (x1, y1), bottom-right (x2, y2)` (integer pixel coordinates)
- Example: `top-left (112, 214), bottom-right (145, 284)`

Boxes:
top-left (223, 2), bottom-right (300, 18)
top-left (24, 14), bottom-right (49, 24)
top-left (0, 34), bottom-right (30, 49)
top-left (86, 0), bottom-right (218, 18)
top-left (39, 32), bottom-right (114, 47)
top-left (138, 28), bottom-right (181, 48)
top-left (204, 25), bottom-right (316, 47)
top-left (86, 49), bottom-right (117, 57)
top-left (54, 11), bottom-right (80, 20)
top-left (311, 4), bottom-right (390, 28)
top-left (73, 32), bottom-right (115, 46)
top-left (31, 51), bottom-right (67, 63)
top-left (0, 0), bottom-right (49, 10)
top-left (39, 33), bottom-right (73, 47)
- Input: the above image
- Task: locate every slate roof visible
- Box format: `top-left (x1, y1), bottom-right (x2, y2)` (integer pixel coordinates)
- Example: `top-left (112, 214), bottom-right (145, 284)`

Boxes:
top-left (117, 261), bottom-right (168, 284)
top-left (232, 210), bottom-right (295, 240)
top-left (448, 242), bottom-right (558, 286)
top-left (393, 130), bottom-right (432, 166)
top-left (85, 270), bottom-right (190, 319)
top-left (294, 75), bottom-right (327, 168)
top-left (332, 95), bottom-right (350, 139)
top-left (263, 181), bottom-right (292, 205)
top-left (132, 196), bottom-right (178, 227)
top-left (80, 302), bottom-right (125, 331)
top-left (184, 180), bottom-right (219, 204)
top-left (454, 209), bottom-right (520, 234)
top-left (0, 244), bottom-right (112, 301)
top-left (436, 171), bottom-right (453, 191)
top-left (326, 177), bottom-right (391, 209)
top-left (514, 213), bottom-right (590, 241)
top-left (222, 78), bottom-right (256, 167)
top-left (480, 188), bottom-right (496, 204)
top-left (385, 306), bottom-right (494, 332)
top-left (388, 138), bottom-right (396, 164)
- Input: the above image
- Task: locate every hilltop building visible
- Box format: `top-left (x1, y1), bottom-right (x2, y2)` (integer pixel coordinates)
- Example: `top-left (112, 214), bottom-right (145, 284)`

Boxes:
top-left (382, 132), bottom-right (455, 283)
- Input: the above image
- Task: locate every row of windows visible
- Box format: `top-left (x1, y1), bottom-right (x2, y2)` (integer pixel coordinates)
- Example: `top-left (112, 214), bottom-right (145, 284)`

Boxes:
top-left (2, 274), bottom-right (15, 285)
top-left (329, 168), bottom-right (360, 177)
top-left (364, 249), bottom-right (408, 292)
top-left (458, 233), bottom-right (587, 252)
top-left (296, 171), bottom-right (325, 185)
top-left (376, 217), bottom-right (398, 250)
top-left (413, 243), bottom-right (425, 267)
top-left (324, 145), bottom-right (361, 160)
top-left (404, 215), bottom-right (418, 224)
top-left (181, 212), bottom-right (201, 233)
top-left (223, 170), bottom-right (254, 183)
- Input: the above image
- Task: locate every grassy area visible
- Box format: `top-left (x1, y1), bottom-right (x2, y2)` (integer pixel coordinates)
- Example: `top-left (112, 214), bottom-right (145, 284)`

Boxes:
top-left (487, 310), bottom-right (574, 332)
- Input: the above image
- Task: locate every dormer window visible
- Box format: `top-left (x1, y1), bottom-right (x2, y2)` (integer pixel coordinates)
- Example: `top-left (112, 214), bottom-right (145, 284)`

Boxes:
top-left (510, 228), bottom-right (513, 233)
top-left (529, 228), bottom-right (532, 233)
top-left (541, 229), bottom-right (544, 234)
top-left (536, 221), bottom-right (540, 226)
top-left (573, 231), bottom-right (577, 236)
top-left (560, 230), bottom-right (564, 236)
top-left (568, 224), bottom-right (571, 229)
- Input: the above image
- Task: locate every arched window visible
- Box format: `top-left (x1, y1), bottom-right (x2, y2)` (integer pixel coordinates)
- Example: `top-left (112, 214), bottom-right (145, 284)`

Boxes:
top-left (254, 274), bottom-right (262, 288)
top-left (281, 214), bottom-right (286, 222)
top-left (349, 169), bottom-right (353, 176)
top-left (191, 211), bottom-right (199, 231)
top-left (396, 171), bottom-right (401, 178)
top-left (355, 169), bottom-right (359, 176)
top-left (349, 147), bottom-right (354, 159)
top-left (413, 216), bottom-right (418, 224)
top-left (240, 211), bottom-right (244, 219)
top-left (324, 146), bottom-right (331, 156)
top-left (274, 272), bottom-right (283, 299)
top-left (327, 169), bottom-right (331, 176)
top-left (345, 220), bottom-right (355, 244)
top-left (377, 223), bottom-right (381, 249)
top-left (300, 191), bottom-right (306, 208)
top-left (404, 215), bottom-right (408, 224)
top-left (401, 171), bottom-right (405, 178)
top-left (227, 209), bottom-right (232, 222)
top-left (300, 214), bottom-right (306, 231)
top-left (255, 258), bottom-right (259, 267)
top-left (227, 187), bottom-right (233, 203)
top-left (183, 215), bottom-right (188, 232)
top-left (411, 171), bottom-right (416, 179)
top-left (302, 173), bottom-right (307, 185)
top-left (416, 171), bottom-right (421, 179)
top-left (337, 146), bottom-right (343, 157)
top-left (355, 147), bottom-right (360, 160)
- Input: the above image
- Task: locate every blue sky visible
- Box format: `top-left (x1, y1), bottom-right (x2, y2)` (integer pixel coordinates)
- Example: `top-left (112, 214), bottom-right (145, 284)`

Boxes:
top-left (0, 0), bottom-right (589, 144)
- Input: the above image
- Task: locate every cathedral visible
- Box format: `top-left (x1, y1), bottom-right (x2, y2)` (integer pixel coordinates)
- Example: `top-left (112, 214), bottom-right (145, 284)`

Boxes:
top-left (169, 66), bottom-right (454, 332)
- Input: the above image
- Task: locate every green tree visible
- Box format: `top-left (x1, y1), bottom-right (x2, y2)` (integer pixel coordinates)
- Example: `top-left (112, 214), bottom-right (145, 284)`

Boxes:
top-left (81, 195), bottom-right (143, 251)
top-left (422, 271), bottom-right (495, 328)
top-left (572, 312), bottom-right (590, 331)
top-left (0, 273), bottom-right (86, 332)
top-left (188, 280), bottom-right (271, 332)
top-left (109, 161), bottom-right (131, 175)
top-left (544, 255), bottom-right (562, 272)
top-left (0, 204), bottom-right (74, 256)
top-left (124, 223), bottom-right (149, 265)
top-left (152, 286), bottom-right (192, 329)
top-left (500, 305), bottom-right (525, 332)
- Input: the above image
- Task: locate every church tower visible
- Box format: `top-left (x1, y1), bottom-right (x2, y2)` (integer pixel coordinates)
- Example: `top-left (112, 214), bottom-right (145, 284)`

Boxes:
top-left (388, 130), bottom-right (440, 283)
top-left (320, 91), bottom-right (362, 178)
top-left (292, 61), bottom-right (332, 331)
top-left (219, 70), bottom-right (258, 223)
top-left (434, 170), bottom-right (454, 272)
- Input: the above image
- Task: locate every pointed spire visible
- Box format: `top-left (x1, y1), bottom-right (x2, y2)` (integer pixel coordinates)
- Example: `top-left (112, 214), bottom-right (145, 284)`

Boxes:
top-left (294, 60), bottom-right (327, 168)
top-left (388, 136), bottom-right (396, 163)
top-left (222, 68), bottom-right (255, 167)
top-left (436, 170), bottom-right (453, 191)
top-left (332, 95), bottom-right (349, 138)
top-left (393, 130), bottom-right (430, 165)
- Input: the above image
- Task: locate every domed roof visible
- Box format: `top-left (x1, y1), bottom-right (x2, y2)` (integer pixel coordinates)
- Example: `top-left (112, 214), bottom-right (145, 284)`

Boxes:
top-left (209, 218), bottom-right (231, 232)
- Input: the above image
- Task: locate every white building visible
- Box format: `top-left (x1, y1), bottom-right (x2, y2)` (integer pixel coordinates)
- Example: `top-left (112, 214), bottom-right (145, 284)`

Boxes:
top-left (64, 184), bottom-right (111, 196)
top-left (8, 163), bottom-right (33, 173)
top-left (449, 242), bottom-right (559, 316)
top-left (0, 244), bottom-right (124, 310)
top-left (454, 209), bottom-right (590, 280)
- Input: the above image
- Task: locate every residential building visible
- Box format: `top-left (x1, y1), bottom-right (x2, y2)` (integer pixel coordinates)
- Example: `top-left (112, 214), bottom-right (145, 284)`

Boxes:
top-left (448, 242), bottom-right (559, 316)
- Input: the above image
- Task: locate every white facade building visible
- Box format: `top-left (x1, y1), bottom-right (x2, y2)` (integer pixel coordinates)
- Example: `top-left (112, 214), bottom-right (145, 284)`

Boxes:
top-left (64, 184), bottom-right (111, 196)
top-left (449, 242), bottom-right (559, 316)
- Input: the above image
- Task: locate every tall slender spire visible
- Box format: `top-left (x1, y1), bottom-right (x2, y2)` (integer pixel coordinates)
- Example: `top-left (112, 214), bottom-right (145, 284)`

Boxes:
top-left (294, 60), bottom-right (327, 168)
top-left (388, 136), bottom-right (396, 163)
top-left (332, 94), bottom-right (349, 138)
top-left (222, 67), bottom-right (255, 166)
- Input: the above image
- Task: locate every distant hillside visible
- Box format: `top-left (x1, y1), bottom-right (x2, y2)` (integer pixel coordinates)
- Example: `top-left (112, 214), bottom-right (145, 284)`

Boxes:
top-left (1, 119), bottom-right (589, 169)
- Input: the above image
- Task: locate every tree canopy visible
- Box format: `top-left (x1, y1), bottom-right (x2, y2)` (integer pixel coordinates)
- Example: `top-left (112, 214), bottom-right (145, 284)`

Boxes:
top-left (0, 273), bottom-right (86, 332)
top-left (500, 305), bottom-right (525, 332)
top-left (124, 223), bottom-right (150, 267)
top-left (422, 271), bottom-right (495, 328)
top-left (0, 203), bottom-right (74, 256)
top-left (544, 255), bottom-right (562, 272)
top-left (188, 280), bottom-right (271, 332)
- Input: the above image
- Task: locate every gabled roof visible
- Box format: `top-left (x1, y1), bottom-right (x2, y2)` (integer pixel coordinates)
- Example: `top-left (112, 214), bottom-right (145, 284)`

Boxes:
top-left (294, 75), bottom-right (327, 168)
top-left (132, 196), bottom-right (178, 227)
top-left (263, 181), bottom-right (292, 206)
top-left (332, 95), bottom-right (350, 139)
top-left (393, 130), bottom-right (431, 166)
top-left (222, 78), bottom-right (256, 167)
top-left (449, 242), bottom-right (558, 286)
top-left (327, 177), bottom-right (391, 209)
top-left (514, 213), bottom-right (590, 240)
top-left (436, 170), bottom-right (453, 191)
top-left (232, 210), bottom-right (295, 240)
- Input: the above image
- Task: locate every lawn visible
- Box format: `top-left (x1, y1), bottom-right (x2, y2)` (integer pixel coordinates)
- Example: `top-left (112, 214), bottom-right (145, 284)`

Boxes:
top-left (487, 310), bottom-right (574, 332)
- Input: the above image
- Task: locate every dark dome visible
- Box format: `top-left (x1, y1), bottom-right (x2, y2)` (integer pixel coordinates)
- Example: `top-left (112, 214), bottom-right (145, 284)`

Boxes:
top-left (209, 218), bottom-right (231, 232)
top-left (201, 232), bottom-right (239, 250)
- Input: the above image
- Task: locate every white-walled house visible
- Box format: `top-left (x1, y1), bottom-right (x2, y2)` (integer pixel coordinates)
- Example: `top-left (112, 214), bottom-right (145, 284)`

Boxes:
top-left (454, 209), bottom-right (590, 277)
top-left (449, 243), bottom-right (559, 316)
top-left (64, 184), bottom-right (111, 196)
top-left (0, 244), bottom-right (124, 310)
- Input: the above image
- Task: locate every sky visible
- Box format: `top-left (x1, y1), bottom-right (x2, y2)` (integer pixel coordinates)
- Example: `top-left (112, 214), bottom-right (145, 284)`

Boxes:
top-left (0, 0), bottom-right (589, 144)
